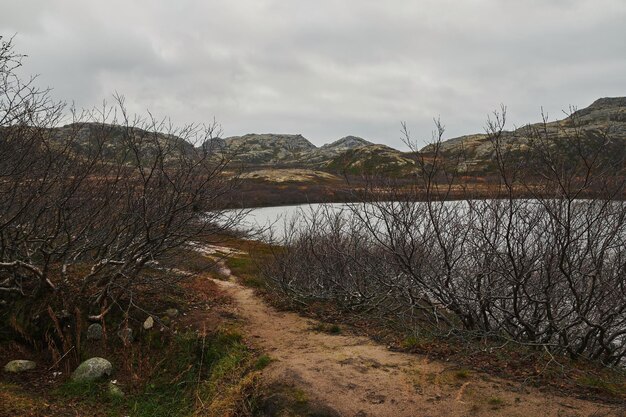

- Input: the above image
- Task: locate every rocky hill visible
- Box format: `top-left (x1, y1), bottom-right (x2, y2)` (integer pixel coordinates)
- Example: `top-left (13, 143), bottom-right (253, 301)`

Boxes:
top-left (322, 135), bottom-right (372, 150)
top-left (0, 122), bottom-right (196, 164)
top-left (1, 123), bottom-right (405, 175)
top-left (215, 97), bottom-right (626, 175)
top-left (6, 97), bottom-right (623, 178)
top-left (222, 133), bottom-right (316, 165)
top-left (324, 144), bottom-right (415, 175)
top-left (295, 136), bottom-right (374, 166)
top-left (209, 133), bottom-right (411, 173)
top-left (424, 97), bottom-right (626, 174)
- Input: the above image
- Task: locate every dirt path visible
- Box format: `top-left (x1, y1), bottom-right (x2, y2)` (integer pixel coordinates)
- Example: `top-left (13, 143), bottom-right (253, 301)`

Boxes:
top-left (213, 277), bottom-right (622, 417)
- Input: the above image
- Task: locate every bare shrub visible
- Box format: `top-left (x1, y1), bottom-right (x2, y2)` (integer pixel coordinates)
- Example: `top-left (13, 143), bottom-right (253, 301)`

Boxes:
top-left (263, 108), bottom-right (626, 365)
top-left (0, 36), bottom-right (244, 345)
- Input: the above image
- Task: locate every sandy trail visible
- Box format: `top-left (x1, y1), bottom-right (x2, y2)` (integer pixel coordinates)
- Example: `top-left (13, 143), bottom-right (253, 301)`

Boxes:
top-left (213, 277), bottom-right (622, 417)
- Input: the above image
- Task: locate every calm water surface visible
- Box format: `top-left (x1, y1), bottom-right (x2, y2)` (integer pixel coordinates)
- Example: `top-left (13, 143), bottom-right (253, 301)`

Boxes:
top-left (235, 203), bottom-right (352, 240)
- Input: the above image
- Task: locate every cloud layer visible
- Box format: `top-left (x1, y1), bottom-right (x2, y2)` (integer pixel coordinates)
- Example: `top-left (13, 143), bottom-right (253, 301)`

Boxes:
top-left (3, 0), bottom-right (626, 148)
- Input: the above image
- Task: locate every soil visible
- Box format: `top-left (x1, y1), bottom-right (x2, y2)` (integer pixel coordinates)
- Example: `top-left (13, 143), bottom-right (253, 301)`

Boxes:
top-left (213, 276), bottom-right (626, 417)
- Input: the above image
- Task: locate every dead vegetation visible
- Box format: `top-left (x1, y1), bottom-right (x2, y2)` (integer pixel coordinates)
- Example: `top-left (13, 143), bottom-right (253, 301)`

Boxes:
top-left (0, 241), bottom-right (283, 417)
top-left (211, 260), bottom-right (626, 417)
top-left (257, 110), bottom-right (626, 402)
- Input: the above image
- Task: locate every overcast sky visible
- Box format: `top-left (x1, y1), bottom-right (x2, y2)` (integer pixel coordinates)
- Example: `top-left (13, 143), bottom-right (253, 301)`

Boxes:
top-left (2, 0), bottom-right (626, 148)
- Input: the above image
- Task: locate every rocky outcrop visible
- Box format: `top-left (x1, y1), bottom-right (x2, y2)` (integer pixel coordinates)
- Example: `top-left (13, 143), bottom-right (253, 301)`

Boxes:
top-left (214, 133), bottom-right (383, 169)
top-left (321, 136), bottom-right (373, 151)
top-left (301, 136), bottom-right (374, 166)
top-left (325, 144), bottom-right (415, 175)
top-left (51, 122), bottom-right (195, 161)
top-left (12, 122), bottom-right (396, 173)
top-left (223, 134), bottom-right (316, 165)
top-left (19, 97), bottom-right (624, 177)
top-left (423, 97), bottom-right (626, 174)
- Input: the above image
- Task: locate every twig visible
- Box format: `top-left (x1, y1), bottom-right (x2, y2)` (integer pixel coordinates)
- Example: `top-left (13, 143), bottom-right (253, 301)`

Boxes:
top-left (48, 345), bottom-right (75, 371)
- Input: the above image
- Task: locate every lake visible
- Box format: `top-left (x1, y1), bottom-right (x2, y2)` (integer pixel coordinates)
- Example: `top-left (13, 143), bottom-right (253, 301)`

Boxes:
top-left (232, 203), bottom-right (354, 240)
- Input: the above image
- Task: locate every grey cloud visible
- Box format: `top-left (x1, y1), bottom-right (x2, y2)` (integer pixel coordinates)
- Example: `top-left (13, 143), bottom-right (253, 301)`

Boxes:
top-left (2, 0), bottom-right (625, 149)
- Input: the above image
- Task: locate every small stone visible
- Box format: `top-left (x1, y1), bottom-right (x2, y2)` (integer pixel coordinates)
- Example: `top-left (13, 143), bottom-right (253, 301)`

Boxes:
top-left (117, 327), bottom-right (133, 344)
top-left (71, 357), bottom-right (112, 382)
top-left (87, 323), bottom-right (103, 340)
top-left (366, 394), bottom-right (385, 404)
top-left (108, 382), bottom-right (124, 398)
top-left (165, 308), bottom-right (179, 318)
top-left (143, 316), bottom-right (154, 330)
top-left (4, 360), bottom-right (36, 373)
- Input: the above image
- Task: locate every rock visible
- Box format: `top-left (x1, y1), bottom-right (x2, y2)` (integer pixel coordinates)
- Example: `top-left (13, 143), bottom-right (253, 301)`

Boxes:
top-left (160, 316), bottom-right (171, 326)
top-left (117, 327), bottom-right (133, 344)
top-left (71, 357), bottom-right (112, 382)
top-left (4, 360), bottom-right (36, 373)
top-left (86, 323), bottom-right (103, 340)
top-left (165, 308), bottom-right (179, 318)
top-left (143, 316), bottom-right (154, 330)
top-left (108, 382), bottom-right (124, 398)
top-left (365, 393), bottom-right (385, 404)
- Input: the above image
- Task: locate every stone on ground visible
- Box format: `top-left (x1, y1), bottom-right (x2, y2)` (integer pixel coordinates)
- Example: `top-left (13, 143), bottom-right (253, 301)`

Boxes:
top-left (4, 360), bottom-right (36, 373)
top-left (108, 382), bottom-right (124, 398)
top-left (143, 316), bottom-right (154, 330)
top-left (71, 357), bottom-right (112, 382)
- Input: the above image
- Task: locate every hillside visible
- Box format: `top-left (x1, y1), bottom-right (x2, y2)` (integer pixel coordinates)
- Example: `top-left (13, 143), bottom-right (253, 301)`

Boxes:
top-left (202, 97), bottom-right (626, 176)
top-left (324, 143), bottom-right (415, 175)
top-left (213, 133), bottom-right (417, 176)
top-left (299, 135), bottom-right (374, 165)
top-left (0, 122), bottom-right (196, 164)
top-left (8, 97), bottom-right (624, 180)
top-left (424, 97), bottom-right (626, 174)
top-left (218, 133), bottom-right (397, 171)
top-left (222, 133), bottom-right (317, 165)
top-left (1, 123), bottom-right (409, 184)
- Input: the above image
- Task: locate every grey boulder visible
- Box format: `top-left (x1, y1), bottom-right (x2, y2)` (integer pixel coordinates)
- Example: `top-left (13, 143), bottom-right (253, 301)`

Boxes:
top-left (71, 357), bottom-right (112, 382)
top-left (4, 360), bottom-right (36, 373)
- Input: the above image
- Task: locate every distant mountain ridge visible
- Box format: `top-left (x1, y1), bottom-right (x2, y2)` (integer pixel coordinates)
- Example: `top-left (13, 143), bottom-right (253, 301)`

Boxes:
top-left (216, 97), bottom-right (626, 174)
top-left (7, 96), bottom-right (624, 177)
top-left (215, 133), bottom-right (397, 169)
